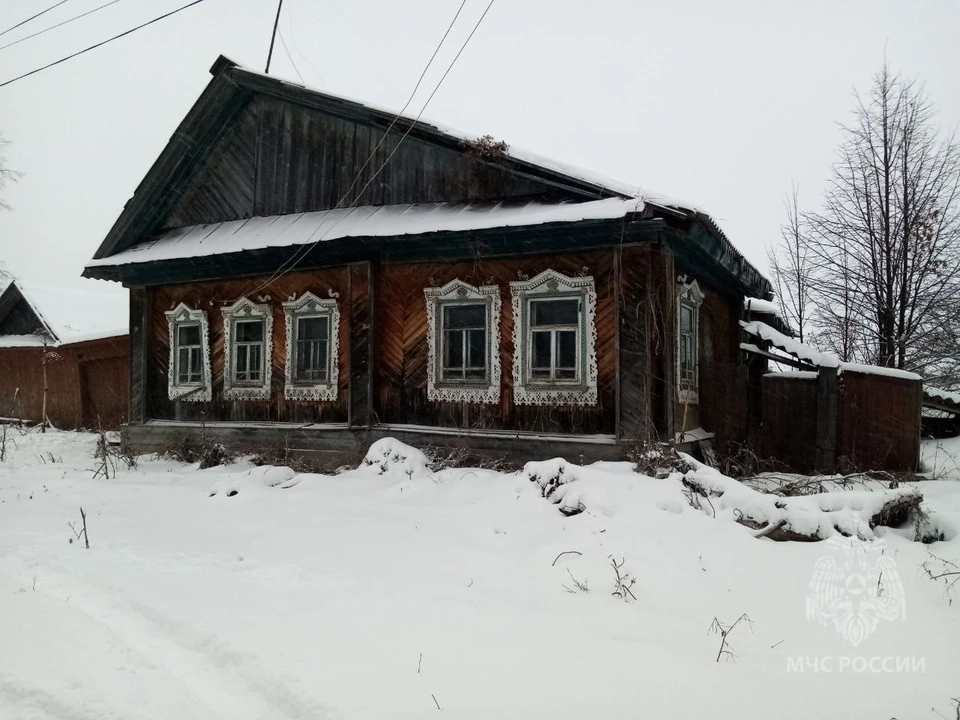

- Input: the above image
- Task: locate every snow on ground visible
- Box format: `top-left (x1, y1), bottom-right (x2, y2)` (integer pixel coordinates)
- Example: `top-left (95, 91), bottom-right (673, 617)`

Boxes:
top-left (1, 431), bottom-right (959, 719)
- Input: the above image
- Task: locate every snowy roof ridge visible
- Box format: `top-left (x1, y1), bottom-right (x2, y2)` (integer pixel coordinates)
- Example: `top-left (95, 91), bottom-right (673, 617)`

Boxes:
top-left (86, 198), bottom-right (646, 269)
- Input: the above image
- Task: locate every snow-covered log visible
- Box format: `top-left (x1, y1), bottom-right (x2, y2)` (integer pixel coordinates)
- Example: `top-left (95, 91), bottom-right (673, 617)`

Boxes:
top-left (681, 461), bottom-right (923, 542)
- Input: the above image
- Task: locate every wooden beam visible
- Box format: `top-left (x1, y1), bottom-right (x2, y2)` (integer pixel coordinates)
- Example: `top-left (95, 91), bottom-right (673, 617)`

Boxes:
top-left (348, 262), bottom-right (374, 429)
top-left (128, 287), bottom-right (148, 424)
top-left (815, 365), bottom-right (839, 473)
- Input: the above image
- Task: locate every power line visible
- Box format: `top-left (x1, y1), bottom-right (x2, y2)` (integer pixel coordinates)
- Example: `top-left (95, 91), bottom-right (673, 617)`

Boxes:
top-left (250, 0), bottom-right (497, 292)
top-left (0, 0), bottom-right (73, 39)
top-left (0, 0), bottom-right (210, 89)
top-left (276, 29), bottom-right (304, 85)
top-left (0, 0), bottom-right (125, 53)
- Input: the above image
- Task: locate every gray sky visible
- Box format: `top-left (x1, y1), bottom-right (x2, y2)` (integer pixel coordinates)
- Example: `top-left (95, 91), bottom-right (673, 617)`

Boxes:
top-left (0, 0), bottom-right (957, 298)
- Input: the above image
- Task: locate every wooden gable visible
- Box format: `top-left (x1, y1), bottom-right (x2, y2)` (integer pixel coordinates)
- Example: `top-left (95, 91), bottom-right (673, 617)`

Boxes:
top-left (164, 94), bottom-right (572, 229)
top-left (0, 284), bottom-right (50, 338)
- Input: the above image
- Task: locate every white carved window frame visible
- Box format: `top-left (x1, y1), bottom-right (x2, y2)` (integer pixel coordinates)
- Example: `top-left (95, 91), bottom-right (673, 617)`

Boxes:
top-left (165, 303), bottom-right (212, 402)
top-left (510, 269), bottom-right (598, 406)
top-left (677, 277), bottom-right (704, 405)
top-left (282, 291), bottom-right (340, 402)
top-left (424, 280), bottom-right (501, 404)
top-left (222, 297), bottom-right (273, 401)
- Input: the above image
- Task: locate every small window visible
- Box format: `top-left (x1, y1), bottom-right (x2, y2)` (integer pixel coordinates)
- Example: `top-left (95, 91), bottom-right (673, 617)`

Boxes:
top-left (510, 270), bottom-right (598, 406)
top-left (232, 318), bottom-right (265, 384)
top-left (424, 280), bottom-right (501, 404)
top-left (176, 323), bottom-right (204, 385)
top-left (164, 303), bottom-right (212, 401)
top-left (529, 298), bottom-right (580, 383)
top-left (282, 292), bottom-right (340, 401)
top-left (294, 315), bottom-right (330, 383)
top-left (676, 278), bottom-right (704, 404)
top-left (222, 297), bottom-right (273, 401)
top-left (441, 303), bottom-right (488, 382)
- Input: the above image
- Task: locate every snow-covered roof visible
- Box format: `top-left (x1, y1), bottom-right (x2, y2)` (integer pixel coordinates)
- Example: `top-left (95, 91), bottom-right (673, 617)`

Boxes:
top-left (0, 279), bottom-right (127, 347)
top-left (86, 198), bottom-right (645, 269)
top-left (924, 386), bottom-right (960, 407)
top-left (742, 320), bottom-right (923, 381)
top-left (744, 297), bottom-right (781, 318)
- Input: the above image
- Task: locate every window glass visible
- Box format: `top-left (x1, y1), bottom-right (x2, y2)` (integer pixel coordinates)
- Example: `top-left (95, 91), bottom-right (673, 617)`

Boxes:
top-left (441, 303), bottom-right (487, 381)
top-left (235, 319), bottom-right (264, 343)
top-left (298, 316), bottom-right (328, 342)
top-left (178, 324), bottom-right (200, 346)
top-left (531, 299), bottom-right (578, 326)
top-left (295, 315), bottom-right (330, 383)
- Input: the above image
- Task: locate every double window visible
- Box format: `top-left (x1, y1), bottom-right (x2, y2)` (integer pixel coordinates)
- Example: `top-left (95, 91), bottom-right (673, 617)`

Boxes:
top-left (283, 292), bottom-right (340, 401)
top-left (165, 303), bottom-right (212, 401)
top-left (677, 278), bottom-right (704, 404)
top-left (510, 270), bottom-right (597, 406)
top-left (424, 281), bottom-right (501, 404)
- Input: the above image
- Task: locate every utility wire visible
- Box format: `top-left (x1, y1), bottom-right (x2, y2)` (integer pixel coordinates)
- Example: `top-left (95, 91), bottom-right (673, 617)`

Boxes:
top-left (277, 29), bottom-right (304, 85)
top-left (246, 0), bottom-right (493, 295)
top-left (0, 0), bottom-right (72, 39)
top-left (0, 0), bottom-right (209, 88)
top-left (0, 0), bottom-right (125, 53)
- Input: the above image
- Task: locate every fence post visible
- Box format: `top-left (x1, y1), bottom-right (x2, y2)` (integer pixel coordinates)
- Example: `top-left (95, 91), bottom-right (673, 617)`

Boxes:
top-left (815, 365), bottom-right (839, 473)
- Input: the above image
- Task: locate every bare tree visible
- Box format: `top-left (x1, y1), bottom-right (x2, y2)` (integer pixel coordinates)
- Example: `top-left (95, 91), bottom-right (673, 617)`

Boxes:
top-left (0, 132), bottom-right (22, 213)
top-left (768, 184), bottom-right (813, 341)
top-left (789, 64), bottom-right (960, 375)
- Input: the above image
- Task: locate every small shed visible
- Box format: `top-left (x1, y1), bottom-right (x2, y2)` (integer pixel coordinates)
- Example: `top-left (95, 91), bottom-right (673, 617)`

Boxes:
top-left (0, 279), bottom-right (129, 429)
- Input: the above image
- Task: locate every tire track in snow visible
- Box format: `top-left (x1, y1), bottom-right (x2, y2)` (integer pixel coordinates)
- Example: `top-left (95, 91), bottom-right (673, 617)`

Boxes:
top-left (0, 556), bottom-right (335, 719)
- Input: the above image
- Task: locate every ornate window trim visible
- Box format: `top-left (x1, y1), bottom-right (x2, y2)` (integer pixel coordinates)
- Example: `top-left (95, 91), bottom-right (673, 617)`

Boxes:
top-left (510, 269), bottom-right (598, 406)
top-left (677, 277), bottom-right (704, 405)
top-left (424, 280), bottom-right (501, 404)
top-left (222, 297), bottom-right (273, 401)
top-left (282, 291), bottom-right (341, 401)
top-left (164, 303), bottom-right (212, 402)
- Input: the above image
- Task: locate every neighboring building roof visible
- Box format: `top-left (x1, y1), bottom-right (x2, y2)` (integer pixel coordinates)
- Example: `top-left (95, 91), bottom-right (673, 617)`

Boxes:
top-left (0, 279), bottom-right (127, 348)
top-left (83, 55), bottom-right (771, 300)
top-left (86, 198), bottom-right (645, 268)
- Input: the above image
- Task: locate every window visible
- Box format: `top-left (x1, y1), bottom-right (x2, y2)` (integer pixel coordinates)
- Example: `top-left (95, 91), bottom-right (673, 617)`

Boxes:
top-left (677, 278), bottom-right (704, 404)
top-left (510, 269), bottom-right (597, 406)
top-left (164, 303), bottom-right (211, 401)
top-left (283, 292), bottom-right (340, 401)
top-left (424, 280), bottom-right (500, 403)
top-left (222, 297), bottom-right (273, 400)
top-left (232, 318), bottom-right (265, 384)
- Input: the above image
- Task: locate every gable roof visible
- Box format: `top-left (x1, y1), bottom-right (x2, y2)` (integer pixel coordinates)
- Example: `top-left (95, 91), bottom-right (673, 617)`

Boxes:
top-left (83, 56), bottom-right (770, 299)
top-left (0, 279), bottom-right (128, 347)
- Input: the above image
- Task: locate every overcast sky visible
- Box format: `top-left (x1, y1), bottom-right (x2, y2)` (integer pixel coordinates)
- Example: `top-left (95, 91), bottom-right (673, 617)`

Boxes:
top-left (0, 0), bottom-right (957, 299)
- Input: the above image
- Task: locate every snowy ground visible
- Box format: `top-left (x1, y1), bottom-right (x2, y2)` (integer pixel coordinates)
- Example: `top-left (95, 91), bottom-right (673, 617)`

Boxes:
top-left (0, 430), bottom-right (958, 719)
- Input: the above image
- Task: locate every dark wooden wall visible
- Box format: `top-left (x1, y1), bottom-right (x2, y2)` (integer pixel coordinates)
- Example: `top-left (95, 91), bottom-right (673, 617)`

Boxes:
top-left (837, 371), bottom-right (921, 471)
top-left (697, 285), bottom-right (748, 449)
top-left (146, 267), bottom-right (350, 423)
top-left (374, 250), bottom-right (618, 435)
top-left (760, 374), bottom-right (819, 470)
top-left (164, 95), bottom-right (563, 230)
top-left (0, 336), bottom-right (129, 430)
top-left (0, 296), bottom-right (45, 336)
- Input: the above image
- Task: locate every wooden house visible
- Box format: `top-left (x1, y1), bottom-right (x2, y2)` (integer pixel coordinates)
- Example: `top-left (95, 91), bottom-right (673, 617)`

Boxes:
top-left (83, 55), bottom-right (774, 463)
top-left (0, 279), bottom-right (128, 429)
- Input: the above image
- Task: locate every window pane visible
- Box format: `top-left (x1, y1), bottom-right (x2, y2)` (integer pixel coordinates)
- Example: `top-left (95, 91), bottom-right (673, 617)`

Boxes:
top-left (178, 324), bottom-right (200, 346)
top-left (556, 330), bottom-right (577, 369)
top-left (189, 348), bottom-right (202, 382)
top-left (444, 304), bottom-right (485, 329)
top-left (177, 347), bottom-right (190, 382)
top-left (248, 345), bottom-right (262, 380)
top-left (235, 319), bottom-right (264, 342)
top-left (531, 331), bottom-right (551, 370)
top-left (298, 316), bottom-right (328, 341)
top-left (680, 305), bottom-right (694, 333)
top-left (443, 329), bottom-right (464, 370)
top-left (532, 299), bottom-right (579, 326)
top-left (467, 329), bottom-right (486, 369)
top-left (236, 346), bottom-right (248, 374)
